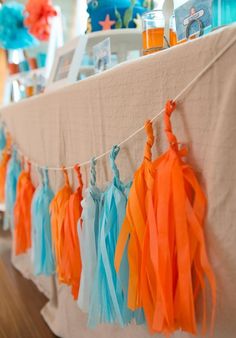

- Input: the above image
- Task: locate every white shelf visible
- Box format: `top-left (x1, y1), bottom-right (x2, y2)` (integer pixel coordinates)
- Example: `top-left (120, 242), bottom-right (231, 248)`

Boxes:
top-left (85, 29), bottom-right (142, 62)
top-left (8, 67), bottom-right (46, 82)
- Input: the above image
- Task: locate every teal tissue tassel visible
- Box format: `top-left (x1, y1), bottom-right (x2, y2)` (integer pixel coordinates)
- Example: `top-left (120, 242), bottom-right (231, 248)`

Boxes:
top-left (88, 145), bottom-right (145, 327)
top-left (4, 149), bottom-right (21, 230)
top-left (31, 169), bottom-right (55, 276)
top-left (0, 125), bottom-right (6, 151)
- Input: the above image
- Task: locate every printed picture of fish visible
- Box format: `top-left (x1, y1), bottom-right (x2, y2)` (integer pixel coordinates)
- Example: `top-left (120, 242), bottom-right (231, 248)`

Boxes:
top-left (87, 0), bottom-right (149, 31)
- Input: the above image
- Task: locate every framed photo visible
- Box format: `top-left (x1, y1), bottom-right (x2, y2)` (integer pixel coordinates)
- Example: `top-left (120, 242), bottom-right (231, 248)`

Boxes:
top-left (93, 38), bottom-right (111, 73)
top-left (46, 35), bottom-right (88, 91)
top-left (175, 0), bottom-right (212, 41)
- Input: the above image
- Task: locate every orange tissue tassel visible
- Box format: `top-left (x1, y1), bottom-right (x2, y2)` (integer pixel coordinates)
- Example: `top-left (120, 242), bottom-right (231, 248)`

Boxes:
top-left (14, 162), bottom-right (35, 255)
top-left (60, 164), bottom-right (83, 300)
top-left (115, 120), bottom-right (157, 332)
top-left (50, 168), bottom-right (72, 280)
top-left (115, 101), bottom-right (216, 336)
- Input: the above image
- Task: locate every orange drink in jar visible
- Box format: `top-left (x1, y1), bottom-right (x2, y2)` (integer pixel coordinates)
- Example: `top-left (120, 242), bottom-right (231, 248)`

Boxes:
top-left (142, 10), bottom-right (165, 55)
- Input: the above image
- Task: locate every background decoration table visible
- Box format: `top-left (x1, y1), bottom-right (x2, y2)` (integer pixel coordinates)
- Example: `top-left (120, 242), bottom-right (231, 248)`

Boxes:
top-left (0, 25), bottom-right (236, 338)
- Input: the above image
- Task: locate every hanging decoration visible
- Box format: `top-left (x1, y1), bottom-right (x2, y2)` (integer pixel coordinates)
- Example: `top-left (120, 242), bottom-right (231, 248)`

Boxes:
top-left (0, 134), bottom-right (12, 203)
top-left (0, 2), bottom-right (38, 50)
top-left (50, 168), bottom-right (72, 279)
top-left (4, 148), bottom-right (21, 231)
top-left (115, 101), bottom-right (216, 335)
top-left (88, 145), bottom-right (144, 327)
top-left (60, 165), bottom-right (83, 300)
top-left (14, 162), bottom-right (35, 255)
top-left (114, 120), bottom-right (155, 330)
top-left (0, 125), bottom-right (6, 151)
top-left (24, 0), bottom-right (57, 41)
top-left (78, 158), bottom-right (103, 312)
top-left (31, 169), bottom-right (55, 276)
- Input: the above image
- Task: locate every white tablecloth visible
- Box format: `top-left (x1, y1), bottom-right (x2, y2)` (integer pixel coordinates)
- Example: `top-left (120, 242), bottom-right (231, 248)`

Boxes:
top-left (1, 25), bottom-right (236, 338)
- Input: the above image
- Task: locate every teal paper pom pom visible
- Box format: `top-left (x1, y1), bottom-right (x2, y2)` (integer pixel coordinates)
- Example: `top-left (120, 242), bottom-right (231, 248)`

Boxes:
top-left (0, 2), bottom-right (38, 50)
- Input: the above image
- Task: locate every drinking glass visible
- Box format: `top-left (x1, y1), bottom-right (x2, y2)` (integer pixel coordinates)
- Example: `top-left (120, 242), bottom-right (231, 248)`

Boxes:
top-left (142, 10), bottom-right (165, 55)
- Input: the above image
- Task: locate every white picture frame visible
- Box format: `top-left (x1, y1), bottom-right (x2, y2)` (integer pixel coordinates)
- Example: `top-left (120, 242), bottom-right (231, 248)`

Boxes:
top-left (46, 35), bottom-right (88, 91)
top-left (93, 38), bottom-right (112, 73)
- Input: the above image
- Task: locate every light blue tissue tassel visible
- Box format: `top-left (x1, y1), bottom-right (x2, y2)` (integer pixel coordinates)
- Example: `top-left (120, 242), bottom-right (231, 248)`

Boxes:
top-left (88, 145), bottom-right (144, 327)
top-left (31, 169), bottom-right (55, 276)
top-left (0, 125), bottom-right (6, 151)
top-left (4, 149), bottom-right (21, 230)
top-left (78, 158), bottom-right (103, 312)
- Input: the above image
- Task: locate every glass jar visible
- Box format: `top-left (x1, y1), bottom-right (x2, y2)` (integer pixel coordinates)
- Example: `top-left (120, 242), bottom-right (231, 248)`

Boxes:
top-left (142, 9), bottom-right (165, 55)
top-left (169, 13), bottom-right (177, 46)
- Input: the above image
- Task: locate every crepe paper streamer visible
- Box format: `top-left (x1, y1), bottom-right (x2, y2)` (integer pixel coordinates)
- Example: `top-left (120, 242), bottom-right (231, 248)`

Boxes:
top-left (0, 2), bottom-right (38, 50)
top-left (114, 120), bottom-right (155, 331)
top-left (78, 158), bottom-right (103, 312)
top-left (60, 165), bottom-right (83, 300)
top-left (24, 0), bottom-right (57, 41)
top-left (4, 148), bottom-right (21, 231)
top-left (50, 167), bottom-right (72, 279)
top-left (150, 100), bottom-right (216, 335)
top-left (0, 134), bottom-right (12, 203)
top-left (115, 101), bottom-right (216, 335)
top-left (31, 168), bottom-right (55, 276)
top-left (14, 162), bottom-right (35, 255)
top-left (88, 145), bottom-right (138, 327)
top-left (0, 125), bottom-right (6, 151)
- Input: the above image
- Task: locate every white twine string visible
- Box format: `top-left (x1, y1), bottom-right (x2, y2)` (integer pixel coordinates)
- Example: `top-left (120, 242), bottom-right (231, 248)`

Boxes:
top-left (6, 35), bottom-right (236, 171)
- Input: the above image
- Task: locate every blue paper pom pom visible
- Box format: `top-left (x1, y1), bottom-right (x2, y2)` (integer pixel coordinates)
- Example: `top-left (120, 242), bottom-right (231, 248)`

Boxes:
top-left (0, 2), bottom-right (38, 50)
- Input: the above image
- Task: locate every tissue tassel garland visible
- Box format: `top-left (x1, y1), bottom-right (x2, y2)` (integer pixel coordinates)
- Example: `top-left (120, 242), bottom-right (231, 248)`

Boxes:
top-left (14, 162), bottom-right (35, 255)
top-left (60, 165), bottom-right (83, 300)
top-left (31, 169), bottom-right (55, 276)
top-left (50, 168), bottom-right (72, 279)
top-left (115, 101), bottom-right (216, 335)
top-left (4, 149), bottom-right (21, 230)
